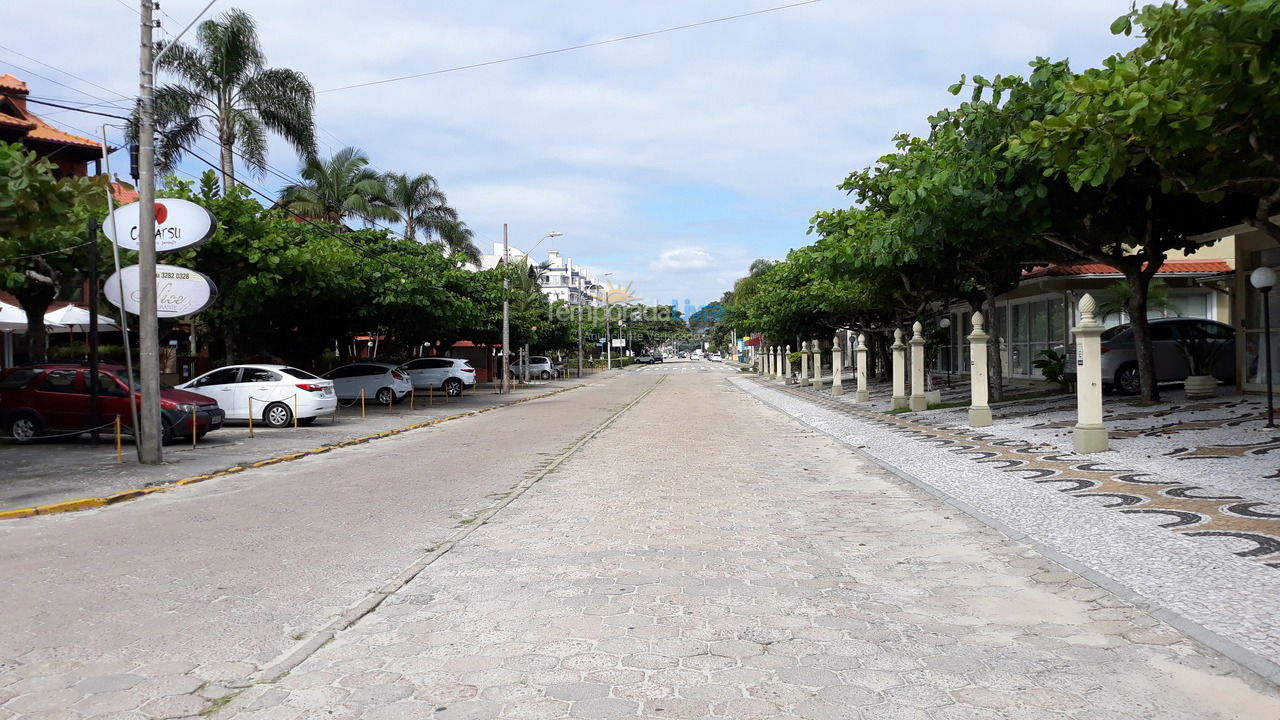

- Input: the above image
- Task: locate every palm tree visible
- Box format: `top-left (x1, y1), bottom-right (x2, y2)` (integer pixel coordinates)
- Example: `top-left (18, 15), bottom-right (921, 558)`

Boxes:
top-left (153, 8), bottom-right (316, 190)
top-left (278, 147), bottom-right (397, 225)
top-left (383, 172), bottom-right (481, 263)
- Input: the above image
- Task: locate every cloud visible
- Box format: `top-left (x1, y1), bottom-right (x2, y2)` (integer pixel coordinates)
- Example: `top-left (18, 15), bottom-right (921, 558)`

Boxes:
top-left (651, 248), bottom-right (714, 273)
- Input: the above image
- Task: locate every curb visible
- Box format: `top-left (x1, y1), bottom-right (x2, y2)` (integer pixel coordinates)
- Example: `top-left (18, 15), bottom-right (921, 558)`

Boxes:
top-left (0, 384), bottom-right (582, 523)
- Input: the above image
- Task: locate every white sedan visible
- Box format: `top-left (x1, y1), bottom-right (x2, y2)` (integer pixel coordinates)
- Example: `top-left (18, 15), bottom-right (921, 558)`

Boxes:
top-left (178, 364), bottom-right (337, 427)
top-left (323, 362), bottom-right (414, 405)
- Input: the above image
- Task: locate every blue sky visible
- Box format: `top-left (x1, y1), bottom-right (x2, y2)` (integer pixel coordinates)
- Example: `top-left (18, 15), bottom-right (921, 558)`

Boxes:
top-left (9, 1), bottom-right (1141, 310)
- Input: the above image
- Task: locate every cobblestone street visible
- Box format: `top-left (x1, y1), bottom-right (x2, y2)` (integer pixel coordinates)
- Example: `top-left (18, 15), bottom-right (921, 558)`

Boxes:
top-left (219, 364), bottom-right (1280, 719)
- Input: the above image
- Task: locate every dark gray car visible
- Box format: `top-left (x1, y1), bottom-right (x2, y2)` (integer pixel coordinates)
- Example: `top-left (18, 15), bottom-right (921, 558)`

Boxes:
top-left (1069, 317), bottom-right (1236, 394)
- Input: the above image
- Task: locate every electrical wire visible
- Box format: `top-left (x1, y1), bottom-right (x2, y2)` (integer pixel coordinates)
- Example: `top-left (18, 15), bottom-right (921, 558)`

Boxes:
top-left (319, 0), bottom-right (823, 93)
top-left (2, 241), bottom-right (96, 262)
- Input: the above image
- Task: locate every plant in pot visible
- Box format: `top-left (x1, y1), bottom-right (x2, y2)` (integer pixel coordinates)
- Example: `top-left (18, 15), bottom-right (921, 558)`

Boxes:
top-left (787, 351), bottom-right (803, 384)
top-left (1176, 326), bottom-right (1226, 400)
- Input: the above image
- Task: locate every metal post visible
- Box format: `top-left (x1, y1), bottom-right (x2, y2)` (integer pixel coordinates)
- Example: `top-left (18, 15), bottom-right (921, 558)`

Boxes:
top-left (577, 300), bottom-right (584, 379)
top-left (502, 223), bottom-right (511, 395)
top-left (135, 0), bottom-right (162, 463)
top-left (87, 219), bottom-right (101, 446)
top-left (606, 303), bottom-right (612, 369)
top-left (1265, 287), bottom-right (1275, 428)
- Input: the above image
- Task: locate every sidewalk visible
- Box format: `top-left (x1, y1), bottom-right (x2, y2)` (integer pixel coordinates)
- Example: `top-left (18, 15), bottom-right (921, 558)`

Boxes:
top-left (734, 375), bottom-right (1280, 683)
top-left (0, 372), bottom-right (619, 514)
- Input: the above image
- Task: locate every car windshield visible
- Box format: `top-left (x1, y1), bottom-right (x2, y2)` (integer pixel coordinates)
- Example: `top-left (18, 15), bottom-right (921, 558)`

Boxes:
top-left (108, 369), bottom-right (173, 391)
top-left (1101, 325), bottom-right (1130, 341)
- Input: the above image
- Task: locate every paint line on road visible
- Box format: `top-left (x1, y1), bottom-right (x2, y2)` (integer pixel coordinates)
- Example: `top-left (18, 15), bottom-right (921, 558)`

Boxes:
top-left (0, 384), bottom-right (585, 523)
top-left (247, 375), bottom-right (668, 688)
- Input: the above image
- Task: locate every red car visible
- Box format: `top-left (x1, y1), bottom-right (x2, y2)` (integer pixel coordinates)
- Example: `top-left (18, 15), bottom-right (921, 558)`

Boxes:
top-left (0, 363), bottom-right (224, 444)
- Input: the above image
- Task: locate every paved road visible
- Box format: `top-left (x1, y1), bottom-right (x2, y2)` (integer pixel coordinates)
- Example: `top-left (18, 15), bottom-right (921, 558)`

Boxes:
top-left (0, 369), bottom-right (656, 718)
top-left (218, 362), bottom-right (1277, 719)
top-left (4, 361), bottom-right (1279, 718)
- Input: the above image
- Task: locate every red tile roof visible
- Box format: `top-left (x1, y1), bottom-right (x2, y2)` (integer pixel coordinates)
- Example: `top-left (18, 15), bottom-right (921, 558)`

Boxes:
top-left (1021, 259), bottom-right (1232, 280)
top-left (0, 74), bottom-right (28, 94)
top-left (111, 183), bottom-right (139, 204)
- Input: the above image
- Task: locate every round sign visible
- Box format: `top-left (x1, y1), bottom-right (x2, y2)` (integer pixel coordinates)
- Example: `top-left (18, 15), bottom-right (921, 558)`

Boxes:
top-left (103, 264), bottom-right (218, 318)
top-left (102, 198), bottom-right (217, 252)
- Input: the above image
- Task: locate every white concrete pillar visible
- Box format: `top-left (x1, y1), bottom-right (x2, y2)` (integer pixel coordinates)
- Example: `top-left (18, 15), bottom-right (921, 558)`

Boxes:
top-left (909, 321), bottom-right (927, 411)
top-left (783, 345), bottom-right (791, 383)
top-left (968, 311), bottom-right (992, 427)
top-left (891, 329), bottom-right (908, 409)
top-left (831, 334), bottom-right (844, 396)
top-left (1072, 294), bottom-right (1109, 453)
top-left (764, 345), bottom-right (772, 376)
top-left (856, 333), bottom-right (870, 402)
top-left (809, 339), bottom-right (820, 387)
top-left (799, 341), bottom-right (811, 386)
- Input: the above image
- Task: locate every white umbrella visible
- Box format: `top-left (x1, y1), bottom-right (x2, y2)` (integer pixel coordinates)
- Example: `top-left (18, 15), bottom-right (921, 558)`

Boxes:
top-left (0, 300), bottom-right (28, 332)
top-left (44, 305), bottom-right (119, 333)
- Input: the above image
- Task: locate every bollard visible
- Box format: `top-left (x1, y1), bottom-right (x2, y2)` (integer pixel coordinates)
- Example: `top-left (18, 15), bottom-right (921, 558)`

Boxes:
top-left (429, 385), bottom-right (434, 406)
top-left (968, 311), bottom-right (993, 427)
top-left (1072, 294), bottom-right (1109, 453)
top-left (810, 339), bottom-right (821, 388)
top-left (115, 415), bottom-right (122, 463)
top-left (783, 345), bottom-right (792, 383)
top-left (831, 334), bottom-right (844, 396)
top-left (909, 321), bottom-right (927, 412)
top-left (856, 334), bottom-right (870, 403)
top-left (891, 329), bottom-right (908, 409)
top-left (293, 394), bottom-right (299, 429)
top-left (360, 388), bottom-right (366, 418)
top-left (248, 397), bottom-right (255, 438)
top-left (410, 387), bottom-right (415, 410)
top-left (799, 341), bottom-right (811, 386)
top-left (191, 408), bottom-right (197, 449)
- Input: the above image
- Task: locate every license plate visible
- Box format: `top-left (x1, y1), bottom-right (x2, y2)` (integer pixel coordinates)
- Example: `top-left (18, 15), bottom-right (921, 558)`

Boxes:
top-left (323, 387), bottom-right (333, 396)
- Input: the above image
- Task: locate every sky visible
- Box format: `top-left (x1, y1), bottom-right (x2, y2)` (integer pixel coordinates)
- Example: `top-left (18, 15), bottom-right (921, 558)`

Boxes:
top-left (7, 1), bottom-right (1142, 312)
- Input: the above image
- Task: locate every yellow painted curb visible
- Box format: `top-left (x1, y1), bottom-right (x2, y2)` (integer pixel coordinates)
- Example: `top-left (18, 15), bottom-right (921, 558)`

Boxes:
top-left (36, 497), bottom-right (107, 514)
top-left (0, 384), bottom-right (584, 522)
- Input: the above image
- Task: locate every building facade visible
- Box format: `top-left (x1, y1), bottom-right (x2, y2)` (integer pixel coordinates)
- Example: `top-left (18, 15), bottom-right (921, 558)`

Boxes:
top-left (478, 244), bottom-right (606, 306)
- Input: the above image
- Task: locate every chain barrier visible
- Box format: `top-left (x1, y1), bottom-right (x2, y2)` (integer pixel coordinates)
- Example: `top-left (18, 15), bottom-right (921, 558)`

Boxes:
top-left (0, 419), bottom-right (117, 443)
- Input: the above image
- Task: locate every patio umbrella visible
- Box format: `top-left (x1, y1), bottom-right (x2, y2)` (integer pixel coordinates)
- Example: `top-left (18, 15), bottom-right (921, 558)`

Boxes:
top-left (44, 305), bottom-right (119, 333)
top-left (0, 300), bottom-right (28, 332)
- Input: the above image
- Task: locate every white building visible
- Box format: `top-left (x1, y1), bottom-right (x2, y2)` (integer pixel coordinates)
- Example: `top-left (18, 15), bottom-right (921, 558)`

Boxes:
top-left (478, 244), bottom-right (605, 306)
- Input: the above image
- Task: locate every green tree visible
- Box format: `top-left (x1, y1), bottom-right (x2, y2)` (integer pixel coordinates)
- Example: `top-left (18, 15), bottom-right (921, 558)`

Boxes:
top-left (153, 7), bottom-right (317, 190)
top-left (0, 143), bottom-right (106, 360)
top-left (278, 147), bottom-right (396, 225)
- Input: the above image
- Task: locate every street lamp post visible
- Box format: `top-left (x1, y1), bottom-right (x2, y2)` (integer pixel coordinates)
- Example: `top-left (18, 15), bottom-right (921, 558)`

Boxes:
top-left (1251, 266), bottom-right (1276, 428)
top-left (600, 272), bottom-right (614, 369)
top-left (501, 229), bottom-right (561, 393)
top-left (939, 316), bottom-right (953, 388)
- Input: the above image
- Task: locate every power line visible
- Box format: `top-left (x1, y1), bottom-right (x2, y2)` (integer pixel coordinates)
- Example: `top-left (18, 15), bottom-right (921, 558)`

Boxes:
top-left (0, 43), bottom-right (134, 103)
top-left (318, 0), bottom-right (823, 93)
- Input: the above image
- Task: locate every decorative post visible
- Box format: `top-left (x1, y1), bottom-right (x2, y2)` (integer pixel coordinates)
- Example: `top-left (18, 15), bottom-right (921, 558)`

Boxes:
top-left (891, 329), bottom-right (908, 409)
top-left (1072, 294), bottom-right (1109, 453)
top-left (968, 311), bottom-right (992, 427)
top-left (783, 345), bottom-right (792, 382)
top-left (909, 321), bottom-right (927, 411)
top-left (763, 345), bottom-right (771, 376)
top-left (799, 341), bottom-right (811, 386)
top-left (811, 339), bottom-right (822, 388)
top-left (856, 333), bottom-right (870, 402)
top-left (770, 346), bottom-right (778, 378)
top-left (831, 334), bottom-right (844, 396)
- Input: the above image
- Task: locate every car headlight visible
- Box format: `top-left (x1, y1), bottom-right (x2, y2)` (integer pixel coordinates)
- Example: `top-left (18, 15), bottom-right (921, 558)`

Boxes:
top-left (175, 403), bottom-right (201, 413)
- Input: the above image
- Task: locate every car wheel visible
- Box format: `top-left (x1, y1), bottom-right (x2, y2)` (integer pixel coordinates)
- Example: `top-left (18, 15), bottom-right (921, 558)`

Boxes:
top-left (444, 378), bottom-right (463, 397)
top-left (297, 417), bottom-right (317, 427)
top-left (6, 413), bottom-right (41, 443)
top-left (540, 370), bottom-right (551, 380)
top-left (1115, 363), bottom-right (1141, 395)
top-left (161, 418), bottom-right (178, 444)
top-left (375, 387), bottom-right (395, 405)
top-left (264, 402), bottom-right (293, 428)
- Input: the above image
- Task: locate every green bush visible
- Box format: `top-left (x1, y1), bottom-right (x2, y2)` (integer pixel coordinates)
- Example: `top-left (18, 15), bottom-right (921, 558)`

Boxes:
top-left (1033, 349), bottom-right (1068, 386)
top-left (49, 343), bottom-right (127, 362)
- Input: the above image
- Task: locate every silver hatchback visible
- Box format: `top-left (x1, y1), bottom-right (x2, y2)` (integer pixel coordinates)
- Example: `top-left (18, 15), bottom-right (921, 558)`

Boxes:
top-left (1069, 318), bottom-right (1236, 394)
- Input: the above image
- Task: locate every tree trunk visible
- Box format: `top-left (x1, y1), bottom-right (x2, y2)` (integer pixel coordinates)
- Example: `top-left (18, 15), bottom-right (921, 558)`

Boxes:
top-left (218, 132), bottom-right (235, 194)
top-left (985, 289), bottom-right (1005, 403)
top-left (15, 285), bottom-right (56, 364)
top-left (1125, 269), bottom-right (1161, 403)
top-left (223, 328), bottom-right (240, 365)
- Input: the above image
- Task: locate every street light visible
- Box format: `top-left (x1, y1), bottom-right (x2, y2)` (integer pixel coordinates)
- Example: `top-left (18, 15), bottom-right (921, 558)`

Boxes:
top-left (939, 316), bottom-right (953, 388)
top-left (1251, 266), bottom-right (1276, 428)
top-left (501, 229), bottom-right (561, 394)
top-left (600, 272), bottom-right (615, 369)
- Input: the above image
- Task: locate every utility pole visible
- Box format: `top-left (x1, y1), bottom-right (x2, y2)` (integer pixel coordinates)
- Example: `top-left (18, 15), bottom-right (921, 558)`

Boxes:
top-left (501, 223), bottom-right (511, 395)
top-left (576, 300), bottom-right (584, 379)
top-left (136, 0), bottom-right (162, 463)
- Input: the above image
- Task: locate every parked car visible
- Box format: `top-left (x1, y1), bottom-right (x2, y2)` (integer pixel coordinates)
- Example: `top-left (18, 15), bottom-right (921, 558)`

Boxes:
top-left (402, 357), bottom-right (476, 396)
top-left (0, 363), bottom-right (224, 443)
top-left (323, 362), bottom-right (414, 404)
top-left (177, 364), bottom-right (336, 427)
top-left (551, 358), bottom-right (569, 377)
top-left (634, 353), bottom-right (654, 364)
top-left (1065, 317), bottom-right (1236, 394)
top-left (651, 352), bottom-right (664, 363)
top-left (510, 355), bottom-right (554, 380)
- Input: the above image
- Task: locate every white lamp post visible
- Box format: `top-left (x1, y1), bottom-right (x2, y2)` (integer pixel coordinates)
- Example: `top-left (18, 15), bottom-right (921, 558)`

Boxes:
top-left (1251, 266), bottom-right (1276, 428)
top-left (600, 272), bottom-right (615, 369)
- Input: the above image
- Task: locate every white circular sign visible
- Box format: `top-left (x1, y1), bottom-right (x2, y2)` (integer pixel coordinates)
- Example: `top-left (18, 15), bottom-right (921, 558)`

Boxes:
top-left (102, 198), bottom-right (217, 252)
top-left (104, 264), bottom-right (218, 318)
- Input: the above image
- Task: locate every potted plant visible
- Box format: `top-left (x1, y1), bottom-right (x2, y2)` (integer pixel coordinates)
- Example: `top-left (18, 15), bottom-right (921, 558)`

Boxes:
top-left (1177, 326), bottom-right (1227, 399)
